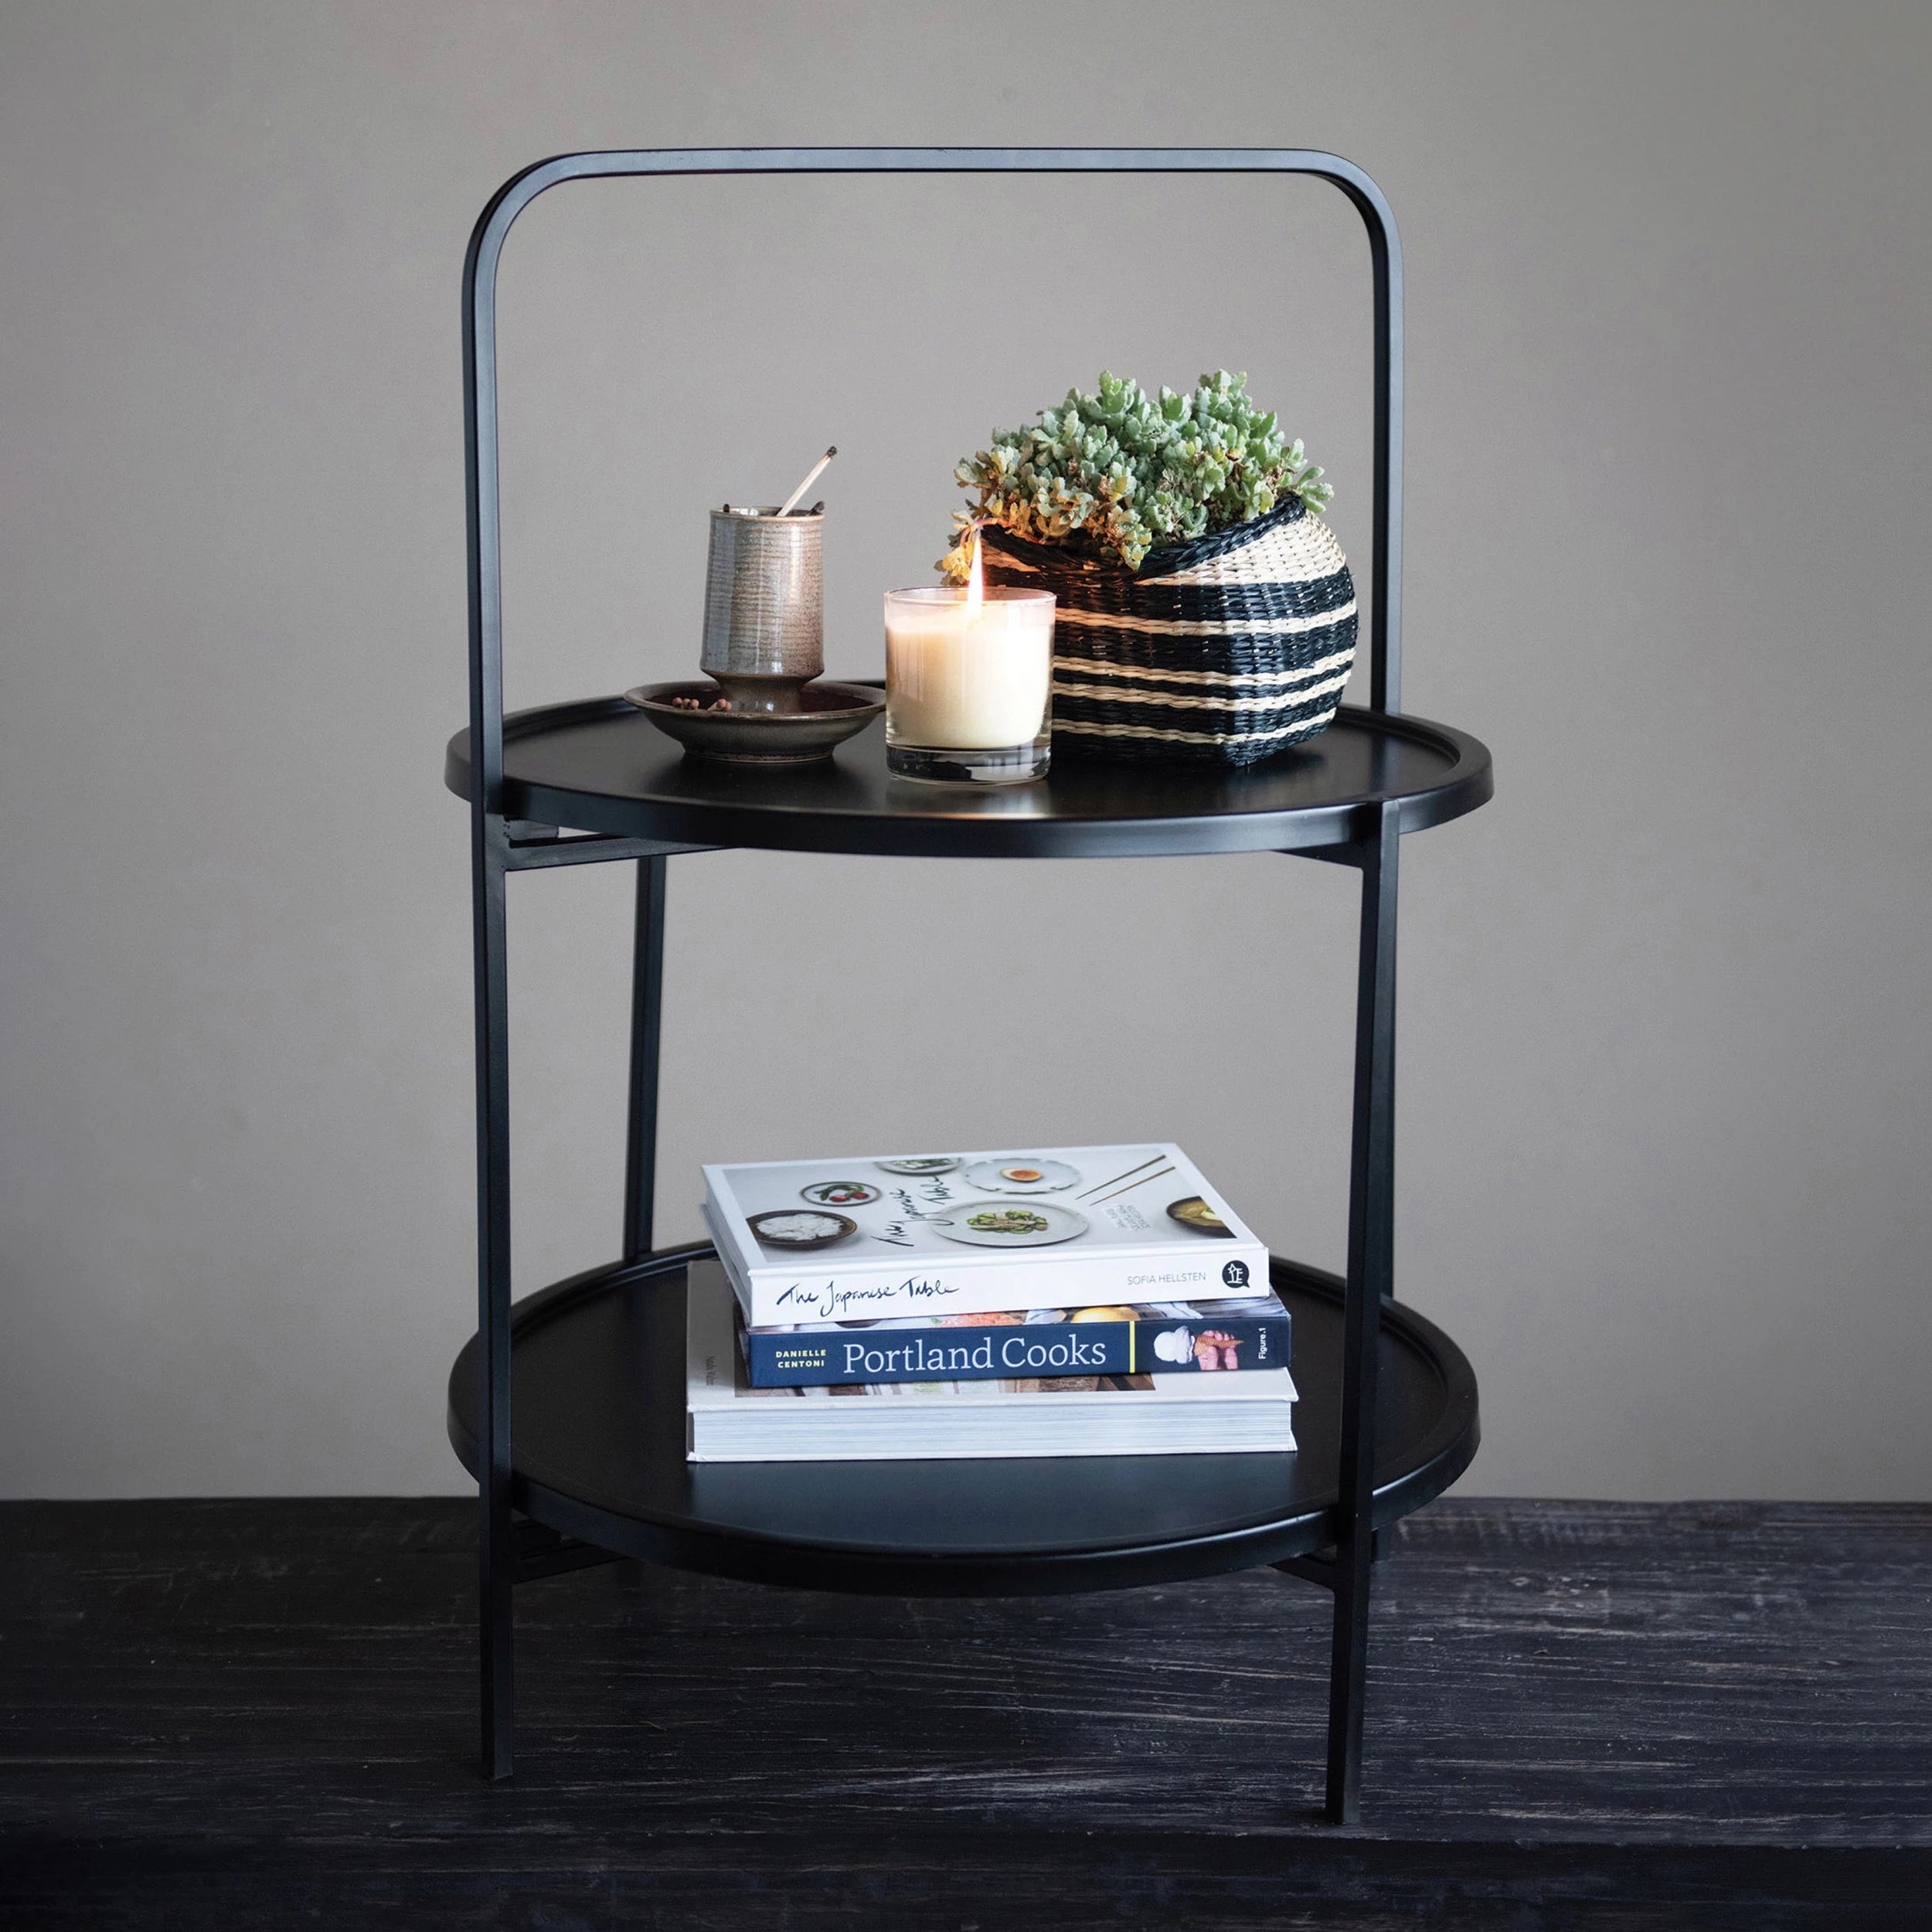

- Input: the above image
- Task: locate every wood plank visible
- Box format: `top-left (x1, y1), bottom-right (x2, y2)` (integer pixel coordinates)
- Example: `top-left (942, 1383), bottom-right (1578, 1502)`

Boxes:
top-left (0, 1498), bottom-right (1927, 1927)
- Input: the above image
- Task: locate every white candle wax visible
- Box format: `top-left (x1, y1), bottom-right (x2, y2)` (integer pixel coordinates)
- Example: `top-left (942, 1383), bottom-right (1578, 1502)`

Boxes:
top-left (884, 587), bottom-right (1055, 749)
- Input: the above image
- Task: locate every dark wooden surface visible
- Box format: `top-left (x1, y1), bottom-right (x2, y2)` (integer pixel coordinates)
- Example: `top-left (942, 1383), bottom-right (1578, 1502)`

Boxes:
top-left (2, 1498), bottom-right (1928, 1928)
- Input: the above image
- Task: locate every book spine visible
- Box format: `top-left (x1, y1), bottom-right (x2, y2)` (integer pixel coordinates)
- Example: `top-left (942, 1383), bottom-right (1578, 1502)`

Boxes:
top-left (723, 1243), bottom-right (1274, 1326)
top-left (740, 1311), bottom-right (1291, 1388)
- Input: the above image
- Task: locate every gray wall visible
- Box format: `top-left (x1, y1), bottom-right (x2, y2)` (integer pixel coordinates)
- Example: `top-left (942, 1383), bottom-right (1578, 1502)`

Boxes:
top-left (2, 1), bottom-right (1927, 1498)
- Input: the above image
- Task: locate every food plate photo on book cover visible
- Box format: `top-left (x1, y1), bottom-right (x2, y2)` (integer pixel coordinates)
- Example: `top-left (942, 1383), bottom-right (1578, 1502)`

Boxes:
top-left (873, 1156), bottom-right (958, 1175)
top-left (748, 1209), bottom-right (858, 1250)
top-left (1167, 1195), bottom-right (1236, 1237)
top-left (931, 1200), bottom-right (1090, 1248)
top-left (960, 1157), bottom-right (1082, 1195)
top-left (800, 1180), bottom-right (881, 1207)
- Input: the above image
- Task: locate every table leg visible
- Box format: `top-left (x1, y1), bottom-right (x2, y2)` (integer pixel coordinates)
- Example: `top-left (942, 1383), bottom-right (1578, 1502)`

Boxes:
top-left (622, 855), bottom-right (667, 1260)
top-left (1325, 800), bottom-right (1399, 1824)
top-left (474, 822), bottom-right (514, 1779)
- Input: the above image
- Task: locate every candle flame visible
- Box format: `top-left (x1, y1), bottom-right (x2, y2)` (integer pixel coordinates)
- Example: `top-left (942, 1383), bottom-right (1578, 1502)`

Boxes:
top-left (964, 525), bottom-right (984, 617)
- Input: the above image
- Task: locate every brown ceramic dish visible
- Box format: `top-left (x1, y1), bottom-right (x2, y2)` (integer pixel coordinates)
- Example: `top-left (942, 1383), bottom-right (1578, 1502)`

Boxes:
top-left (747, 1208), bottom-right (859, 1251)
top-left (1166, 1196), bottom-right (1236, 1237)
top-left (624, 680), bottom-right (883, 763)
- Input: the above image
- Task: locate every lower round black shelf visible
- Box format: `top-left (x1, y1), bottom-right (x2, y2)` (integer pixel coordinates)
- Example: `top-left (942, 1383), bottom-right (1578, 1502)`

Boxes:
top-left (447, 1247), bottom-right (1478, 1597)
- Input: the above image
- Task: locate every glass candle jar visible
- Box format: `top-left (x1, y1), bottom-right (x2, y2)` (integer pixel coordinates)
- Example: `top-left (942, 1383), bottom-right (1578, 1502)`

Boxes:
top-left (883, 585), bottom-right (1056, 783)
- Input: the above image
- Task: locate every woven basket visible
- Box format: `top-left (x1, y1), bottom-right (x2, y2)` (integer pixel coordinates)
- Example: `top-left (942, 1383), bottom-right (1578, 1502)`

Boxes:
top-left (978, 497), bottom-right (1357, 765)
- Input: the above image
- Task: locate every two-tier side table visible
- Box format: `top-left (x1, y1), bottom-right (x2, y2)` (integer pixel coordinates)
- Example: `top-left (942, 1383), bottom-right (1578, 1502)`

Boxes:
top-left (444, 147), bottom-right (1492, 1825)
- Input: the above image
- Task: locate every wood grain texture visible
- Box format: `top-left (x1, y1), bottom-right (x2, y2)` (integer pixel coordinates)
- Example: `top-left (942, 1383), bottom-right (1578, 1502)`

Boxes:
top-left (1, 1498), bottom-right (1927, 1928)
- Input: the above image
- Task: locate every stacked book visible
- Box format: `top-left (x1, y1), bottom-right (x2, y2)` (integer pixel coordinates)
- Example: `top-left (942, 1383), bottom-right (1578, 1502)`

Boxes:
top-left (690, 1143), bottom-right (1295, 1462)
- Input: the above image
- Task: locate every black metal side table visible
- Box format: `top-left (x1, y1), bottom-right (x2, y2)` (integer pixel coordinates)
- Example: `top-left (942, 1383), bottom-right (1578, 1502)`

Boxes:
top-left (444, 147), bottom-right (1493, 1826)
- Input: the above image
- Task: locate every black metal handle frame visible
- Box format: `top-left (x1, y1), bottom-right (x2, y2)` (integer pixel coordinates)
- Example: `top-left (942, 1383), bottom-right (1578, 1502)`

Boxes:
top-left (463, 148), bottom-right (1406, 1825)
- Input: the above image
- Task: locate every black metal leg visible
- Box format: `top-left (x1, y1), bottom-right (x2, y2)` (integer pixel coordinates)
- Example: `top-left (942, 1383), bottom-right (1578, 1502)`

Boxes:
top-left (622, 855), bottom-right (667, 1260)
top-left (1325, 800), bottom-right (1400, 1825)
top-left (474, 821), bottom-right (515, 1780)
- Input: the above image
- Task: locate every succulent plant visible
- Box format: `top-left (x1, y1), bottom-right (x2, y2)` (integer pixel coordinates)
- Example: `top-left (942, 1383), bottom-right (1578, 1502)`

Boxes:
top-left (941, 369), bottom-right (1332, 579)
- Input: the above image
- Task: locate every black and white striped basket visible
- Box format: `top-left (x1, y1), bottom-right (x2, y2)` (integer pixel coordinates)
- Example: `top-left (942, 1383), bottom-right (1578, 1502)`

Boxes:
top-left (978, 497), bottom-right (1357, 765)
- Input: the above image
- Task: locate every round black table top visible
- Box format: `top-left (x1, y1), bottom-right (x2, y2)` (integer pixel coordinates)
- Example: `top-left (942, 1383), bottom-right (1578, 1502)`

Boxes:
top-left (445, 699), bottom-right (1492, 859)
top-left (447, 1247), bottom-right (1479, 1596)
